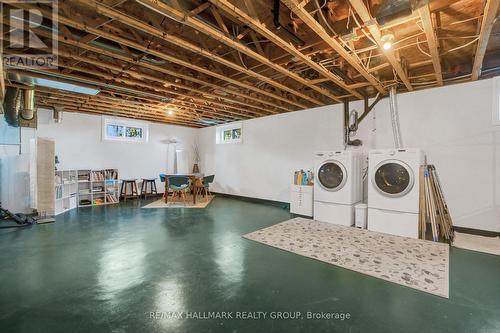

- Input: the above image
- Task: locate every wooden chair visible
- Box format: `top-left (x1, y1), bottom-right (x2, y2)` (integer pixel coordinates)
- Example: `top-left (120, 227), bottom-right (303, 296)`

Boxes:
top-left (199, 175), bottom-right (215, 201)
top-left (167, 176), bottom-right (190, 204)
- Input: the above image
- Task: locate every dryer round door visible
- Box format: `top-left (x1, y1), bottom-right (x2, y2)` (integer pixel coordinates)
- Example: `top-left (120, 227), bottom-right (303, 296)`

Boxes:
top-left (372, 159), bottom-right (414, 198)
top-left (317, 160), bottom-right (347, 192)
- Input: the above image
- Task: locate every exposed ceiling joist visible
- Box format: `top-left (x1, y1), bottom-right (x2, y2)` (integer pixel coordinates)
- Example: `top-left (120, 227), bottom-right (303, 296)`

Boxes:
top-left (2, 0), bottom-right (498, 127)
top-left (471, 0), bottom-right (500, 80)
top-left (26, 27), bottom-right (290, 113)
top-left (348, 0), bottom-right (413, 91)
top-left (11, 2), bottom-right (307, 111)
top-left (279, 0), bottom-right (385, 95)
top-left (418, 5), bottom-right (443, 86)
top-left (77, 0), bottom-right (324, 106)
top-left (135, 0), bottom-right (343, 103)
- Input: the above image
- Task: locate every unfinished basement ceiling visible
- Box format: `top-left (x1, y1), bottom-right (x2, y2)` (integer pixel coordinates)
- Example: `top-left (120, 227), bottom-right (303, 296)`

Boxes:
top-left (2, 0), bottom-right (500, 127)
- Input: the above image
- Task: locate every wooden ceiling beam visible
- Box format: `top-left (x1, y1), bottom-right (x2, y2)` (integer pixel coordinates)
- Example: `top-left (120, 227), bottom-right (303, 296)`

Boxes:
top-left (10, 82), bottom-right (235, 122)
top-left (348, 0), bottom-right (413, 91)
top-left (209, 0), bottom-right (366, 99)
top-left (209, 6), bottom-right (245, 66)
top-left (35, 88), bottom-right (237, 122)
top-left (8, 66), bottom-right (254, 120)
top-left (74, 0), bottom-right (318, 107)
top-left (52, 48), bottom-right (272, 116)
top-left (279, 0), bottom-right (384, 96)
top-left (188, 2), bottom-right (211, 17)
top-left (471, 0), bottom-right (500, 80)
top-left (10, 2), bottom-right (305, 110)
top-left (38, 101), bottom-right (203, 127)
top-left (35, 28), bottom-right (290, 113)
top-left (35, 94), bottom-right (218, 124)
top-left (50, 63), bottom-right (260, 118)
top-left (28, 90), bottom-right (204, 127)
top-left (135, 0), bottom-right (342, 103)
top-left (418, 5), bottom-right (443, 86)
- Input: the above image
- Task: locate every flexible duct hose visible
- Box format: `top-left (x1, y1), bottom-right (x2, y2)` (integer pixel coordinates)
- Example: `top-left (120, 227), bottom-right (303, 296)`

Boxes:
top-left (3, 87), bottom-right (22, 127)
top-left (389, 86), bottom-right (403, 148)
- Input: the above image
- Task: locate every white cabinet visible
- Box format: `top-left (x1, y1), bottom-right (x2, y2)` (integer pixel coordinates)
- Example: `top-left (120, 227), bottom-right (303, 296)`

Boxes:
top-left (290, 185), bottom-right (313, 217)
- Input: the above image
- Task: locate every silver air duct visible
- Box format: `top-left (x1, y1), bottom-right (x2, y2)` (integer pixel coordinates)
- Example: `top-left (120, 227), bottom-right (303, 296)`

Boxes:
top-left (21, 88), bottom-right (35, 120)
top-left (53, 106), bottom-right (63, 123)
top-left (389, 86), bottom-right (403, 148)
top-left (3, 73), bottom-right (37, 127)
top-left (3, 87), bottom-right (22, 127)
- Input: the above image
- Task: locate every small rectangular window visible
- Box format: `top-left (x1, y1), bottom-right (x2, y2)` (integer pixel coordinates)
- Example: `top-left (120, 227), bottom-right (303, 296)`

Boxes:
top-left (125, 126), bottom-right (143, 138)
top-left (232, 128), bottom-right (241, 139)
top-left (102, 117), bottom-right (149, 142)
top-left (224, 129), bottom-right (232, 141)
top-left (106, 124), bottom-right (124, 138)
top-left (216, 122), bottom-right (242, 144)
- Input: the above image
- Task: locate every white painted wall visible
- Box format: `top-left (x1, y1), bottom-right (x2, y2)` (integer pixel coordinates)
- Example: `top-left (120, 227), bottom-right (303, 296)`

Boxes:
top-left (2, 78), bottom-right (499, 232)
top-left (198, 78), bottom-right (500, 232)
top-left (197, 105), bottom-right (344, 202)
top-left (0, 109), bottom-right (197, 213)
top-left (354, 78), bottom-right (500, 232)
top-left (36, 109), bottom-right (197, 185)
top-left (0, 127), bottom-right (36, 213)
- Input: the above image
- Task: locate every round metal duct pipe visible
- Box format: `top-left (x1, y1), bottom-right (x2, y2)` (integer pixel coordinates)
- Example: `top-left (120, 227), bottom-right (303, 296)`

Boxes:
top-left (21, 88), bottom-right (35, 120)
top-left (53, 106), bottom-right (63, 123)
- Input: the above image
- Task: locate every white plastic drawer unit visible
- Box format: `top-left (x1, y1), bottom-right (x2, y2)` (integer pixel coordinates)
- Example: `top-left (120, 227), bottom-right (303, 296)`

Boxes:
top-left (290, 185), bottom-right (313, 217)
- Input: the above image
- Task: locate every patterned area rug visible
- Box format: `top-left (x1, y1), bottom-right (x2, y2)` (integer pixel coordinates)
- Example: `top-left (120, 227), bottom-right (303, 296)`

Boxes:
top-left (244, 217), bottom-right (449, 298)
top-left (142, 196), bottom-right (213, 209)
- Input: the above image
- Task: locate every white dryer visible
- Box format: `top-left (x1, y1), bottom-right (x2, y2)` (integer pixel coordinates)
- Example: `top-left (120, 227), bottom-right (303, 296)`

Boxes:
top-left (367, 148), bottom-right (424, 238)
top-left (314, 150), bottom-right (364, 226)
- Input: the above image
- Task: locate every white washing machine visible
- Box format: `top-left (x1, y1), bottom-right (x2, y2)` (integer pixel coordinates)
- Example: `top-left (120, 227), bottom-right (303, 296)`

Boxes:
top-left (314, 150), bottom-right (364, 226)
top-left (367, 148), bottom-right (424, 238)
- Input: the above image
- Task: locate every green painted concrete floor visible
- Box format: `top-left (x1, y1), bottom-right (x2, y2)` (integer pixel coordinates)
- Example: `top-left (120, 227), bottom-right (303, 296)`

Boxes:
top-left (1, 197), bottom-right (500, 333)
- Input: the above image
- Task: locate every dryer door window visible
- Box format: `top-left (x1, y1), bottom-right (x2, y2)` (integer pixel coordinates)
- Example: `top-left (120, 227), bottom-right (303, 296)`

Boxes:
top-left (373, 160), bottom-right (414, 197)
top-left (318, 161), bottom-right (347, 191)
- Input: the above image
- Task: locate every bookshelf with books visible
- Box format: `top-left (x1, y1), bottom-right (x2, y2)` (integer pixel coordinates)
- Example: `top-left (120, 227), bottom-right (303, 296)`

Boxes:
top-left (55, 170), bottom-right (78, 215)
top-left (77, 169), bottom-right (120, 207)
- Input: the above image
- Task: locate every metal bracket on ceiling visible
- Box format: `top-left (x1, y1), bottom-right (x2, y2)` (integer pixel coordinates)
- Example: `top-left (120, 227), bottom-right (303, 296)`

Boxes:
top-left (358, 92), bottom-right (382, 124)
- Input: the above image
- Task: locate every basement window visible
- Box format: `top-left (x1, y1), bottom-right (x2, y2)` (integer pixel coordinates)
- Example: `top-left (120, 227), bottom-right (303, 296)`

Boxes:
top-left (102, 117), bottom-right (149, 143)
top-left (216, 122), bottom-right (242, 144)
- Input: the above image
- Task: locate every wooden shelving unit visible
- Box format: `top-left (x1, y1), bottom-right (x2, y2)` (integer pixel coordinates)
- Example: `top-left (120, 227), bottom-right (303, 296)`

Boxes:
top-left (77, 169), bottom-right (120, 207)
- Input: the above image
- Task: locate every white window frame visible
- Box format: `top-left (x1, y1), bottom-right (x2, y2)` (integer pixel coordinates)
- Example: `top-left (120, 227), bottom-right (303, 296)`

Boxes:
top-left (216, 121), bottom-right (242, 144)
top-left (493, 76), bottom-right (500, 126)
top-left (102, 117), bottom-right (149, 143)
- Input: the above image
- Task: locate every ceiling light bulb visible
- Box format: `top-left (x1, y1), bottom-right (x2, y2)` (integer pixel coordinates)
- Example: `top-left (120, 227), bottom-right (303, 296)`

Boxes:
top-left (168, 110), bottom-right (174, 115)
top-left (381, 33), bottom-right (395, 51)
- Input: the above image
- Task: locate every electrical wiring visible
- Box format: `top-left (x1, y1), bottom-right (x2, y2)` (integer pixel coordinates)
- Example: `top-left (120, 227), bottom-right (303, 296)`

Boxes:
top-left (440, 37), bottom-right (479, 56)
top-left (416, 36), bottom-right (431, 58)
top-left (393, 32), bottom-right (425, 46)
top-left (438, 35), bottom-right (479, 40)
top-left (313, 0), bottom-right (338, 37)
top-left (348, 5), bottom-right (377, 46)
top-left (444, 15), bottom-right (482, 27)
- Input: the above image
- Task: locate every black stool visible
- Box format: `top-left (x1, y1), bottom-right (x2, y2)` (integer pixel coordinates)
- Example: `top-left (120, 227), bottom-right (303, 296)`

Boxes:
top-left (141, 178), bottom-right (158, 199)
top-left (120, 179), bottom-right (138, 201)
